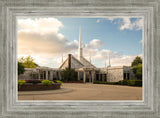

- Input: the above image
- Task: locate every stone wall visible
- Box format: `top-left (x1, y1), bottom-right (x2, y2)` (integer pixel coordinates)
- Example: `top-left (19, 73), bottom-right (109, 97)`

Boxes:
top-left (123, 66), bottom-right (136, 80)
top-left (107, 66), bottom-right (137, 82)
top-left (107, 66), bottom-right (123, 82)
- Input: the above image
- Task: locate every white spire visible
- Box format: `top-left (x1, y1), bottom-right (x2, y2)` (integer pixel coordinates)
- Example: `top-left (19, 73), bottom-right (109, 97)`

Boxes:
top-left (108, 52), bottom-right (111, 67)
top-left (89, 53), bottom-right (91, 63)
top-left (61, 54), bottom-right (63, 64)
top-left (78, 27), bottom-right (83, 60)
top-left (79, 27), bottom-right (82, 48)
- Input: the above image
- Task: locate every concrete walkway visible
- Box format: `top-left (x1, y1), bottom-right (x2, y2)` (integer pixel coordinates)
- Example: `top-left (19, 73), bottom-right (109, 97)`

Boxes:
top-left (18, 83), bottom-right (142, 100)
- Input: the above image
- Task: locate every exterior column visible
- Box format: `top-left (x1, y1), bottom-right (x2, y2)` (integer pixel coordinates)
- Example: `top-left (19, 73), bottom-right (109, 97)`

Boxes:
top-left (105, 74), bottom-right (107, 81)
top-left (102, 74), bottom-right (104, 81)
top-left (50, 71), bottom-right (53, 80)
top-left (91, 71), bottom-right (95, 83)
top-left (99, 74), bottom-right (101, 81)
top-left (126, 73), bottom-right (128, 80)
top-left (89, 71), bottom-right (91, 83)
top-left (78, 71), bottom-right (80, 80)
top-left (58, 71), bottom-right (61, 80)
top-left (38, 70), bottom-right (40, 80)
top-left (31, 72), bottom-right (33, 80)
top-left (43, 71), bottom-right (44, 80)
top-left (46, 71), bottom-right (48, 80)
top-left (83, 71), bottom-right (86, 83)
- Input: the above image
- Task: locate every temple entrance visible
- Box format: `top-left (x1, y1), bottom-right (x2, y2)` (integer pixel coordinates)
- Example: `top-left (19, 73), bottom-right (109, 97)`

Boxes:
top-left (76, 68), bottom-right (95, 83)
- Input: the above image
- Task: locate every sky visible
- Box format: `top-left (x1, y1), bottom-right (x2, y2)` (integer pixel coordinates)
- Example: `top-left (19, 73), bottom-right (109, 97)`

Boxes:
top-left (17, 17), bottom-right (143, 68)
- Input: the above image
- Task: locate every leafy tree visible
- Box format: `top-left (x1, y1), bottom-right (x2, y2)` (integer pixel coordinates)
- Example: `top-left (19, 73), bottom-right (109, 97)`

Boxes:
top-left (61, 68), bottom-right (77, 81)
top-left (131, 56), bottom-right (142, 67)
top-left (18, 62), bottom-right (25, 75)
top-left (19, 56), bottom-right (37, 68)
top-left (132, 64), bottom-right (142, 80)
top-left (131, 56), bottom-right (142, 80)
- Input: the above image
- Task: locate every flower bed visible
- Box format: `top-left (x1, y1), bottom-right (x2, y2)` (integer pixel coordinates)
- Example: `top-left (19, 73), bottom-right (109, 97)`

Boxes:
top-left (18, 83), bottom-right (61, 91)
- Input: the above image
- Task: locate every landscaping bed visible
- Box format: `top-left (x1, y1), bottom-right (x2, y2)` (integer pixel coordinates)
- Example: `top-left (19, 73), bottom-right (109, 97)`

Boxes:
top-left (18, 80), bottom-right (62, 91)
top-left (18, 83), bottom-right (61, 91)
top-left (93, 80), bottom-right (142, 87)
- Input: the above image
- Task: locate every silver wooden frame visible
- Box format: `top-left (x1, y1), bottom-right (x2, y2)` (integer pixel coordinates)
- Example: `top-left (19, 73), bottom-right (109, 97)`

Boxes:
top-left (0, 0), bottom-right (159, 118)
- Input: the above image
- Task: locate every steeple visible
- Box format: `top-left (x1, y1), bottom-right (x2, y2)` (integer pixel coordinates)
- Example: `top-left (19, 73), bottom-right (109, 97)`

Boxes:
top-left (79, 27), bottom-right (82, 48)
top-left (89, 53), bottom-right (91, 63)
top-left (78, 27), bottom-right (83, 60)
top-left (108, 52), bottom-right (111, 67)
top-left (61, 54), bottom-right (63, 64)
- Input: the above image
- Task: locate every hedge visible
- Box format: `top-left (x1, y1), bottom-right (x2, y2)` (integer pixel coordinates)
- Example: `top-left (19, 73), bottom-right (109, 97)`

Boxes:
top-left (93, 81), bottom-right (119, 85)
top-left (25, 80), bottom-right (41, 84)
top-left (18, 80), bottom-right (26, 88)
top-left (41, 80), bottom-right (54, 85)
top-left (93, 80), bottom-right (142, 87)
top-left (54, 80), bottom-right (63, 86)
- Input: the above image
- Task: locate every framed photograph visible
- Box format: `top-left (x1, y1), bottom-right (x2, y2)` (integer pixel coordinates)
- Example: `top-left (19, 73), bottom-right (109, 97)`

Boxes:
top-left (17, 16), bottom-right (143, 101)
top-left (0, 0), bottom-right (159, 118)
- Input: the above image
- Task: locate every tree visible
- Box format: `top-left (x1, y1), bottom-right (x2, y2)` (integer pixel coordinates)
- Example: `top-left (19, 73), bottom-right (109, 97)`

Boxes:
top-left (19, 56), bottom-right (37, 68)
top-left (132, 64), bottom-right (142, 80)
top-left (131, 56), bottom-right (142, 67)
top-left (61, 68), bottom-right (77, 81)
top-left (18, 62), bottom-right (25, 75)
top-left (131, 56), bottom-right (142, 80)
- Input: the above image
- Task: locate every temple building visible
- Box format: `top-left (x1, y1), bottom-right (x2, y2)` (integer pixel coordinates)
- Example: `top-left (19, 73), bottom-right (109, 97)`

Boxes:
top-left (18, 29), bottom-right (136, 83)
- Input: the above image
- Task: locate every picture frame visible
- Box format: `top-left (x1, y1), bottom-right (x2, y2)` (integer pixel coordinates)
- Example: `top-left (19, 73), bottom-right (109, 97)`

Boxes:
top-left (0, 0), bottom-right (159, 117)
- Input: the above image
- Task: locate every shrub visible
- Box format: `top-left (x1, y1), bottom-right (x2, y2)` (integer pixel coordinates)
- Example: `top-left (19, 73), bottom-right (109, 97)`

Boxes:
top-left (93, 81), bottom-right (118, 85)
top-left (41, 80), bottom-right (54, 85)
top-left (55, 80), bottom-right (63, 86)
top-left (127, 80), bottom-right (135, 86)
top-left (132, 64), bottom-right (142, 80)
top-left (118, 80), bottom-right (128, 85)
top-left (93, 80), bottom-right (142, 87)
top-left (107, 82), bottom-right (119, 85)
top-left (127, 80), bottom-right (142, 86)
top-left (61, 68), bottom-right (77, 81)
top-left (18, 80), bottom-right (26, 88)
top-left (93, 81), bottom-right (105, 84)
top-left (25, 80), bottom-right (41, 84)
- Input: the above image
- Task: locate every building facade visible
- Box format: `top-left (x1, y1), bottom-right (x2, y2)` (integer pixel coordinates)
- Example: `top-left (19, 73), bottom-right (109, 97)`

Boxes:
top-left (18, 29), bottom-right (136, 83)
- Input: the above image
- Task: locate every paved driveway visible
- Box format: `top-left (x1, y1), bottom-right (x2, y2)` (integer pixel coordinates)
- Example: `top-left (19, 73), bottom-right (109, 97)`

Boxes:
top-left (18, 83), bottom-right (142, 100)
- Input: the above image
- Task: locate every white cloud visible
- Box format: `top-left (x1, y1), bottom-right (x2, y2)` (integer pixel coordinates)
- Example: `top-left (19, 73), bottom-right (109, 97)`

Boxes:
top-left (110, 54), bottom-right (142, 66)
top-left (82, 43), bottom-right (142, 67)
top-left (18, 18), bottom-right (63, 34)
top-left (85, 39), bottom-right (104, 49)
top-left (134, 18), bottom-right (143, 30)
top-left (120, 17), bottom-right (143, 31)
top-left (96, 17), bottom-right (143, 31)
top-left (18, 18), bottom-right (79, 68)
top-left (18, 18), bottom-right (79, 55)
top-left (18, 17), bottom-right (142, 68)
top-left (105, 17), bottom-right (115, 22)
top-left (96, 19), bottom-right (100, 23)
